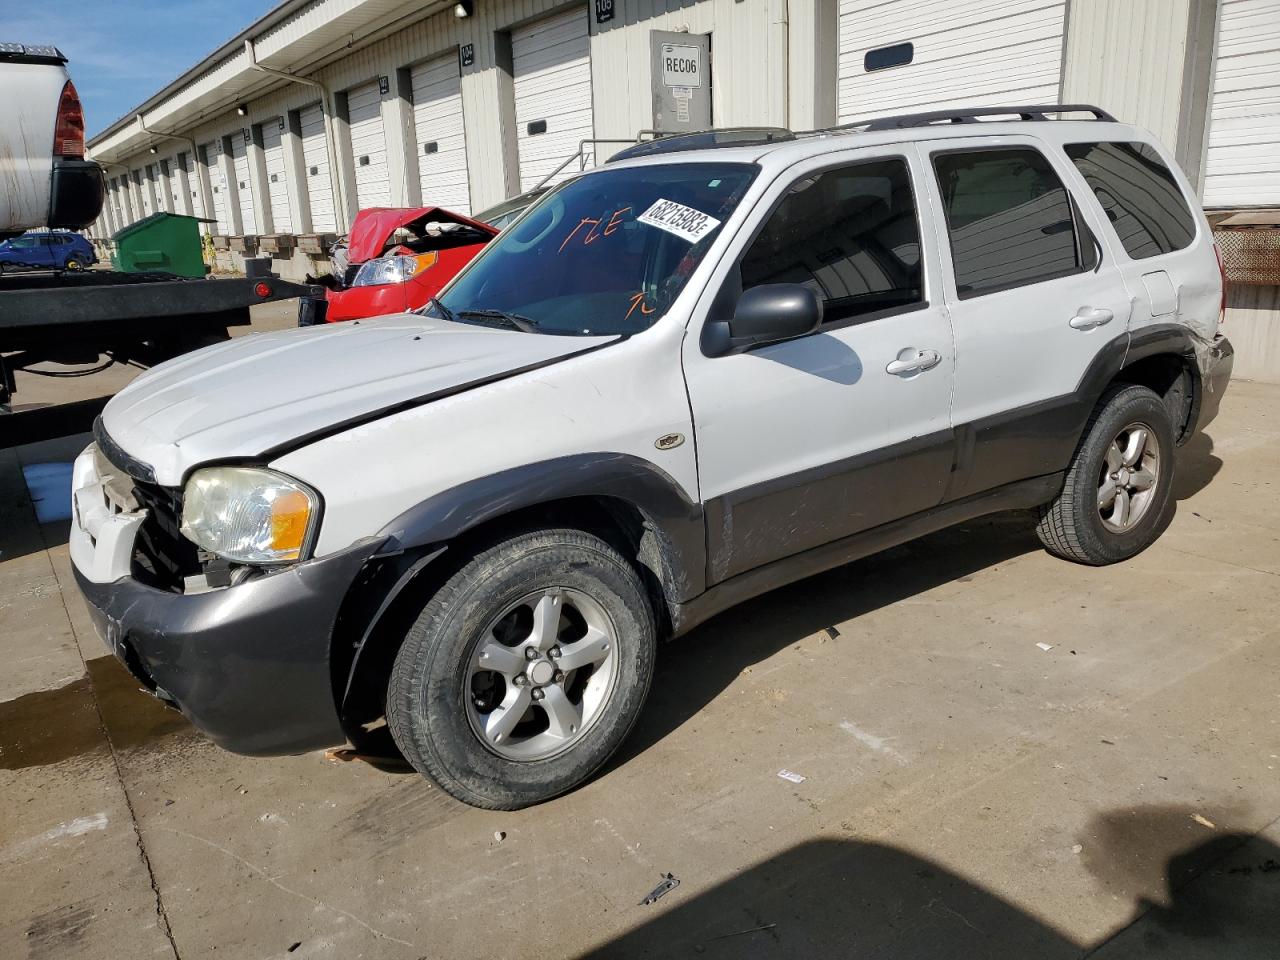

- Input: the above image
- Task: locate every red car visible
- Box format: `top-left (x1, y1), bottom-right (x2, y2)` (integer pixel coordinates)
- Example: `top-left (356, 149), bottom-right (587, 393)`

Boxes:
top-left (306, 206), bottom-right (497, 323)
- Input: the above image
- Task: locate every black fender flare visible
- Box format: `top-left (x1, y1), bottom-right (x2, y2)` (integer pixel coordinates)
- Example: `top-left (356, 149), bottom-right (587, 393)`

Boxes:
top-left (1120, 323), bottom-right (1203, 442)
top-left (376, 452), bottom-right (705, 596)
top-left (335, 453), bottom-right (705, 721)
top-left (1124, 322), bottom-right (1199, 368)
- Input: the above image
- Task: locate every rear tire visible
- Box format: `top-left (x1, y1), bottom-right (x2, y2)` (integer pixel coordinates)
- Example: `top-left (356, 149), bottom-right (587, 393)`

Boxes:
top-left (387, 528), bottom-right (656, 809)
top-left (1036, 384), bottom-right (1176, 565)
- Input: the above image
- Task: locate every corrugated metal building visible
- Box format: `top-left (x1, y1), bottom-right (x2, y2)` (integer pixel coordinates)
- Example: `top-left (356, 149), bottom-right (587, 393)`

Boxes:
top-left (86, 0), bottom-right (1280, 378)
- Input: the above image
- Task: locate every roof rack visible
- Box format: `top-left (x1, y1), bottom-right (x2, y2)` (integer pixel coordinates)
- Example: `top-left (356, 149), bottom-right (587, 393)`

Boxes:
top-left (607, 127), bottom-right (796, 163)
top-left (828, 104), bottom-right (1116, 133)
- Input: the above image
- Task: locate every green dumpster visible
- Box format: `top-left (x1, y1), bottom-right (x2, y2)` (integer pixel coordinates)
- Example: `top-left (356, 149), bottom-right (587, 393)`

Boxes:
top-left (111, 212), bottom-right (211, 278)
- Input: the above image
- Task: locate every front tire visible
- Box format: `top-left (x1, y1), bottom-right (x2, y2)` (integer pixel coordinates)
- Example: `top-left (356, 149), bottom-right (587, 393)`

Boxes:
top-left (1036, 384), bottom-right (1176, 565)
top-left (387, 528), bottom-right (656, 809)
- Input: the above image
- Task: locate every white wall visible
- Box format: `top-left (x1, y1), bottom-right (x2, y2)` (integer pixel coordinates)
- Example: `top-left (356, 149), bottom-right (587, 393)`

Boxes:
top-left (1225, 284), bottom-right (1280, 384)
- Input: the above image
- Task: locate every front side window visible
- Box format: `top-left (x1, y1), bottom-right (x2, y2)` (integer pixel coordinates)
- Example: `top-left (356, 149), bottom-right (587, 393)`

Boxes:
top-left (933, 148), bottom-right (1096, 298)
top-left (740, 157), bottom-right (924, 324)
top-left (1065, 141), bottom-right (1196, 260)
top-left (434, 163), bottom-right (756, 336)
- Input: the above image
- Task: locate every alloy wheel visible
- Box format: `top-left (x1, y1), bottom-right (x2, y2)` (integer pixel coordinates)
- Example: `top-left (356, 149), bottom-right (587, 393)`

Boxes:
top-left (464, 588), bottom-right (619, 761)
top-left (1098, 421), bottom-right (1160, 533)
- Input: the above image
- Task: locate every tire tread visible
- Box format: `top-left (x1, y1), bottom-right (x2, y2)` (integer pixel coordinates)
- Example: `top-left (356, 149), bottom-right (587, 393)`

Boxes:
top-left (1035, 383), bottom-right (1174, 565)
top-left (386, 527), bottom-right (654, 810)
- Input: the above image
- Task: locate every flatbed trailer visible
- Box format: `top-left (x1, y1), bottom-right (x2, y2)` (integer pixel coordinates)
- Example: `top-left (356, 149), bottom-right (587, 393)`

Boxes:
top-left (1, 262), bottom-right (322, 447)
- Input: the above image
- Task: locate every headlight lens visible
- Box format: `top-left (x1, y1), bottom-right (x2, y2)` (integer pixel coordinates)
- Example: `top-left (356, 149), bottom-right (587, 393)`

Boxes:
top-left (180, 467), bottom-right (319, 564)
top-left (351, 252), bottom-right (437, 287)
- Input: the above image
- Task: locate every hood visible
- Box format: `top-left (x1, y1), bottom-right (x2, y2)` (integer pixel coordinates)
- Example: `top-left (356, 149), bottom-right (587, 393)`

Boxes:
top-left (101, 315), bottom-right (617, 486)
top-left (346, 206), bottom-right (498, 262)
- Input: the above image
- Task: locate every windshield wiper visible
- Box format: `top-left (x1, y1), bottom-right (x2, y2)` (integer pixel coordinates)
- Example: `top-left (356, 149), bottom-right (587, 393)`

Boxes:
top-left (424, 296), bottom-right (458, 324)
top-left (455, 308), bottom-right (541, 334)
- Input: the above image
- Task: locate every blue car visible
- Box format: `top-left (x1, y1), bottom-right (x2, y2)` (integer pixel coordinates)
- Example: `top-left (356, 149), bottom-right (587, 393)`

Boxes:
top-left (0, 230), bottom-right (97, 272)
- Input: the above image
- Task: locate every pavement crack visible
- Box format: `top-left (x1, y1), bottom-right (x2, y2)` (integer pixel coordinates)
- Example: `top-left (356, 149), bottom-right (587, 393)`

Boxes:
top-left (157, 826), bottom-right (417, 949)
top-left (34, 494), bottom-right (183, 960)
top-left (116, 755), bottom-right (183, 960)
top-left (1164, 545), bottom-right (1279, 578)
top-left (63, 616), bottom-right (183, 959)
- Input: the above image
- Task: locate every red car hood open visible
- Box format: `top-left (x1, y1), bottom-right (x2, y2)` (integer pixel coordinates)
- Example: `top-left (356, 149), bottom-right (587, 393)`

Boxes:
top-left (346, 206), bottom-right (498, 262)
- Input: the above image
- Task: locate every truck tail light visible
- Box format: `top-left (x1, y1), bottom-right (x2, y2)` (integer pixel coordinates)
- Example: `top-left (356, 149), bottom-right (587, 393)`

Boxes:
top-left (54, 80), bottom-right (86, 159)
top-left (1213, 241), bottom-right (1228, 328)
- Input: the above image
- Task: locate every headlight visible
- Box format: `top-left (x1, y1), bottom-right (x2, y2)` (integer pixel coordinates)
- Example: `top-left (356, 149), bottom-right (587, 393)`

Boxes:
top-left (180, 467), bottom-right (319, 565)
top-left (351, 252), bottom-right (437, 287)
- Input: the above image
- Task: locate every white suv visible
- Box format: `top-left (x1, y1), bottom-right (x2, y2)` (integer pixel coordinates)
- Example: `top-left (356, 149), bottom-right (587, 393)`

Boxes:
top-left (71, 105), bottom-right (1233, 809)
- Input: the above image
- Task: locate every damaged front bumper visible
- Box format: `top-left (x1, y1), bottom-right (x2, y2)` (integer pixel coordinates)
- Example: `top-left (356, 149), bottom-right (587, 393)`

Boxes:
top-left (70, 445), bottom-right (383, 755)
top-left (1194, 334), bottom-right (1234, 434)
top-left (73, 541), bottom-right (381, 756)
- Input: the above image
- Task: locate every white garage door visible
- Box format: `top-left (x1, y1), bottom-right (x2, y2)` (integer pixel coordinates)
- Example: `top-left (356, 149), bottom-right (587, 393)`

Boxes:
top-left (411, 54), bottom-right (470, 213)
top-left (181, 151), bottom-right (206, 224)
top-left (118, 176), bottom-right (135, 224)
top-left (347, 81), bottom-right (391, 208)
top-left (300, 103), bottom-right (337, 232)
top-left (261, 119), bottom-right (293, 233)
top-left (1203, 0), bottom-right (1280, 207)
top-left (513, 7), bottom-right (594, 192)
top-left (230, 131), bottom-right (258, 235)
top-left (139, 168), bottom-right (155, 217)
top-left (163, 157), bottom-right (181, 213)
top-left (110, 179), bottom-right (127, 228)
top-left (837, 0), bottom-right (1067, 122)
top-left (203, 141), bottom-right (231, 235)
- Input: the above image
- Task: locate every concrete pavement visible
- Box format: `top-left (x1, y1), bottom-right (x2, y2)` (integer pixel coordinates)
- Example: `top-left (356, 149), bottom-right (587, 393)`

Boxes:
top-left (2, 358), bottom-right (1277, 958)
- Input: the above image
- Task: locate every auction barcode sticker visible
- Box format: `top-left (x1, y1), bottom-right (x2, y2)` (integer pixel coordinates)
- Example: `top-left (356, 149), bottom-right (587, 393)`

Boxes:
top-left (637, 198), bottom-right (721, 244)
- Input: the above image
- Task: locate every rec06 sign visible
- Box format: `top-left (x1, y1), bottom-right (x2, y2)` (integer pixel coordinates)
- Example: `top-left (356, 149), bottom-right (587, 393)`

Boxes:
top-left (661, 43), bottom-right (703, 88)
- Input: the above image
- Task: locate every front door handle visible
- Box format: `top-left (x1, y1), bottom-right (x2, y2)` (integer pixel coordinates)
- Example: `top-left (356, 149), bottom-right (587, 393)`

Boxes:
top-left (1069, 306), bottom-right (1114, 329)
top-left (886, 348), bottom-right (942, 376)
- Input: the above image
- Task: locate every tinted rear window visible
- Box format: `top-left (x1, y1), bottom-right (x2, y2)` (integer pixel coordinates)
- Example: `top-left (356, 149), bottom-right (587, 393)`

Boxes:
top-left (933, 148), bottom-right (1097, 298)
top-left (1065, 141), bottom-right (1196, 259)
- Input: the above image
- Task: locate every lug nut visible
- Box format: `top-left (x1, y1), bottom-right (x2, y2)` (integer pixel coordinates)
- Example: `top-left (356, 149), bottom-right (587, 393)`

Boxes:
top-left (525, 647), bottom-right (538, 661)
top-left (513, 675), bottom-right (527, 687)
top-left (554, 671), bottom-right (565, 683)
top-left (548, 646), bottom-right (561, 659)
top-left (531, 688), bottom-right (545, 701)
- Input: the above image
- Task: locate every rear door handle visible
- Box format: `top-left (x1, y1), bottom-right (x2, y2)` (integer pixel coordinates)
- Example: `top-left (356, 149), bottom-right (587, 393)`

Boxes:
top-left (1069, 306), bottom-right (1113, 329)
top-left (885, 348), bottom-right (942, 376)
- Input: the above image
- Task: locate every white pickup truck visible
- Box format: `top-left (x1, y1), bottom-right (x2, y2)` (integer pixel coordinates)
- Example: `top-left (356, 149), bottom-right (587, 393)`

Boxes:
top-left (0, 43), bottom-right (103, 238)
top-left (0, 43), bottom-right (322, 447)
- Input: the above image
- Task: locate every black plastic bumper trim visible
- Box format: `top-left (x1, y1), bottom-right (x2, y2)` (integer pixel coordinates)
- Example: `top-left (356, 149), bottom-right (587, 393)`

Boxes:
top-left (48, 159), bottom-right (105, 230)
top-left (73, 538), bottom-right (384, 756)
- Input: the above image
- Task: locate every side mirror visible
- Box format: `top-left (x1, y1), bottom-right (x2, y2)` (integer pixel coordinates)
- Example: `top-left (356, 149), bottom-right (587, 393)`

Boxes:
top-left (702, 283), bottom-right (823, 356)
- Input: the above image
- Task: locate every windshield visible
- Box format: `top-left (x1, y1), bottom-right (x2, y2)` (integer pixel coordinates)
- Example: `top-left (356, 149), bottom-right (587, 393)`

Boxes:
top-left (433, 162), bottom-right (757, 335)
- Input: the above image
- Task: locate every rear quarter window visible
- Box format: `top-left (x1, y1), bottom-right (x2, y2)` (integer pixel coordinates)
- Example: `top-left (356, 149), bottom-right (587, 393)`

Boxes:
top-left (1064, 141), bottom-right (1196, 259)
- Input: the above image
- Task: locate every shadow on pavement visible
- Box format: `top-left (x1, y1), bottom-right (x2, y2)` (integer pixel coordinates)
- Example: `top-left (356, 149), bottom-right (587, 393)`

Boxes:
top-left (617, 510), bottom-right (1040, 764)
top-left (1172, 430), bottom-right (1222, 502)
top-left (578, 805), bottom-right (1280, 959)
top-left (617, 428), bottom-right (1225, 765)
